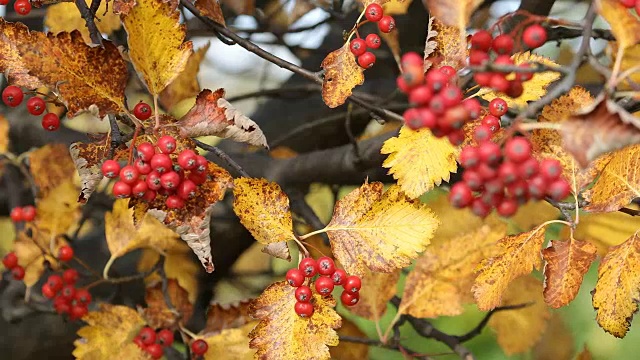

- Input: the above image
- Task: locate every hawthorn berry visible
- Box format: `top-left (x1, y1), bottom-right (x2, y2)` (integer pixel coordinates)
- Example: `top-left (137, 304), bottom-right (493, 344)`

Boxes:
top-left (528, 176), bottom-right (547, 200)
top-left (317, 256), bottom-right (336, 276)
top-left (195, 155), bottom-right (208, 174)
top-left (70, 304), bottom-right (88, 320)
top-left (295, 285), bottom-right (312, 302)
top-left (470, 30), bottom-right (493, 51)
top-left (58, 245), bottom-right (74, 262)
top-left (473, 72), bottom-right (492, 87)
top-left (61, 284), bottom-right (76, 299)
top-left (119, 165), bottom-right (140, 185)
top-left (506, 80), bottom-right (524, 98)
top-left (286, 268), bottom-right (305, 287)
top-left (518, 157), bottom-right (539, 179)
top-left (504, 137), bottom-right (532, 163)
top-left (476, 162), bottom-right (498, 181)
top-left (139, 327), bottom-right (156, 345)
top-left (463, 98), bottom-right (482, 119)
top-left (299, 257), bottom-right (318, 277)
top-left (47, 275), bottom-right (64, 292)
top-left (349, 38), bottom-right (367, 57)
top-left (473, 124), bottom-right (493, 143)
top-left (53, 296), bottom-right (70, 314)
top-left (177, 179), bottom-right (197, 200)
top-left (26, 97), bottom-right (46, 116)
top-left (0, 0), bottom-right (7, 5)
top-left (478, 141), bottom-right (502, 165)
top-left (14, 0), bottom-right (31, 15)
top-left (340, 290), bottom-right (360, 306)
top-left (429, 95), bottom-right (446, 115)
top-left (2, 86), bottom-right (23, 107)
top-left (517, 64), bottom-right (534, 81)
top-left (191, 339), bottom-right (209, 356)
top-left (488, 98), bottom-right (508, 117)
top-left (10, 207), bottom-right (24, 222)
top-left (365, 33), bottom-right (381, 49)
top-left (134, 159), bottom-right (152, 175)
top-left (439, 66), bottom-right (457, 79)
top-left (365, 3), bottom-right (384, 22)
top-left (498, 161), bottom-right (519, 184)
top-left (401, 52), bottom-right (423, 69)
top-left (294, 301), bottom-right (314, 317)
top-left (344, 275), bottom-right (362, 293)
top-left (101, 160), bottom-right (120, 179)
top-left (331, 269), bottom-right (347, 286)
top-left (469, 49), bottom-right (490, 66)
top-left (21, 205), bottom-right (36, 222)
top-left (145, 343), bottom-right (163, 359)
top-left (157, 135), bottom-right (177, 154)
top-left (133, 336), bottom-right (145, 348)
top-left (636, 1), bottom-right (640, 15)
top-left (177, 149), bottom-right (198, 170)
top-left (11, 265), bottom-right (25, 280)
top-left (492, 34), bottom-right (514, 55)
top-left (315, 276), bottom-right (335, 295)
top-left (471, 198), bottom-right (491, 218)
top-left (378, 15), bottom-right (395, 33)
top-left (620, 0), bottom-right (635, 7)
top-left (489, 74), bottom-right (510, 93)
top-left (143, 190), bottom-right (157, 202)
top-left (441, 87), bottom-right (463, 107)
top-left (462, 170), bottom-right (483, 191)
top-left (42, 283), bottom-right (57, 299)
top-left (146, 171), bottom-right (163, 191)
top-left (523, 24), bottom-right (547, 49)
top-left (132, 180), bottom-right (148, 198)
top-left (357, 52), bottom-right (376, 69)
top-left (426, 69), bottom-right (449, 93)
top-left (481, 115), bottom-right (501, 133)
top-left (460, 146), bottom-right (480, 169)
top-left (113, 181), bottom-right (132, 198)
top-left (150, 153), bottom-right (173, 174)
top-left (539, 159), bottom-right (562, 181)
top-left (506, 180), bottom-right (528, 199)
top-left (157, 329), bottom-right (174, 347)
top-left (136, 142), bottom-right (156, 162)
top-left (408, 85), bottom-right (433, 105)
top-left (42, 113), bottom-right (61, 131)
top-left (62, 269), bottom-right (79, 285)
top-left (160, 171), bottom-right (181, 190)
top-left (166, 195), bottom-right (185, 209)
top-left (2, 252), bottom-right (18, 269)
top-left (449, 182), bottom-right (473, 208)
top-left (133, 102), bottom-right (152, 120)
top-left (547, 179), bottom-right (571, 201)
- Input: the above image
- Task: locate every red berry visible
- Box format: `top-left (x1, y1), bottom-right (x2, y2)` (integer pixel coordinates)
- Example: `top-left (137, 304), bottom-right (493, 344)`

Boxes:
top-left (498, 161), bottom-right (519, 184)
top-left (14, 0), bottom-right (31, 15)
top-left (484, 177), bottom-right (504, 195)
top-left (299, 257), bottom-right (318, 277)
top-left (461, 99), bottom-right (480, 121)
top-left (139, 327), bottom-right (156, 346)
top-left (146, 171), bottom-right (162, 191)
top-left (344, 275), bottom-right (361, 293)
top-left (469, 49), bottom-right (490, 66)
top-left (357, 52), bottom-right (376, 68)
top-left (26, 97), bottom-right (46, 116)
top-left (408, 85), bottom-right (432, 105)
top-left (488, 98), bottom-right (508, 117)
top-left (429, 95), bottom-right (446, 115)
top-left (145, 343), bottom-right (163, 359)
top-left (504, 137), bottom-right (532, 163)
top-left (636, 0), bottom-right (640, 15)
top-left (295, 285), bottom-right (312, 302)
top-left (75, 288), bottom-right (92, 304)
top-left (195, 155), bottom-right (208, 174)
top-left (2, 86), bottom-right (23, 107)
top-left (474, 72), bottom-right (492, 87)
top-left (401, 52), bottom-right (423, 69)
top-left (463, 170), bottom-right (483, 191)
top-left (294, 301), bottom-right (314, 317)
top-left (397, 76), bottom-right (412, 93)
top-left (47, 274), bottom-right (64, 292)
top-left (42, 113), bottom-right (60, 131)
top-left (101, 160), bottom-right (120, 179)
top-left (497, 198), bottom-right (518, 217)
top-left (10, 207), bottom-right (23, 222)
top-left (489, 74), bottom-right (510, 93)
top-left (132, 180), bottom-right (148, 198)
top-left (494, 54), bottom-right (514, 66)
top-left (70, 304), bottom-right (88, 320)
top-left (177, 179), bottom-right (197, 200)
top-left (620, 0), bottom-right (635, 7)
top-left (528, 175), bottom-right (547, 200)
top-left (473, 124), bottom-right (493, 143)
top-left (11, 265), bottom-right (25, 280)
top-left (150, 153), bottom-right (172, 174)
top-left (470, 30), bottom-right (493, 51)
top-left (492, 34), bottom-right (514, 55)
top-left (426, 69), bottom-right (449, 93)
top-left (316, 256), bottom-right (335, 276)
top-left (349, 38), bottom-right (367, 57)
top-left (157, 135), bottom-right (176, 154)
top-left (340, 290), bottom-right (360, 306)
top-left (439, 66), bottom-right (457, 79)
top-left (506, 180), bottom-right (529, 199)
top-left (191, 339), bottom-right (209, 355)
top-left (365, 33), bottom-right (381, 49)
top-left (62, 269), bottom-right (79, 285)
top-left (20, 205), bottom-right (35, 222)
top-left (119, 165), bottom-right (139, 185)
top-left (476, 163), bottom-right (498, 181)
top-left (517, 64), bottom-right (534, 81)
top-left (441, 87), bottom-right (463, 107)
top-left (53, 296), bottom-right (71, 314)
top-left (547, 179), bottom-right (571, 201)
top-left (0, 0), bottom-right (7, 5)
top-left (523, 24), bottom-right (547, 48)
top-left (506, 80), bottom-right (524, 98)
top-left (315, 276), bottom-right (335, 295)
top-left (189, 172), bottom-right (207, 185)
top-left (143, 190), bottom-right (157, 202)
top-left (160, 171), bottom-right (180, 190)
top-left (539, 159), bottom-right (562, 181)
top-left (448, 130), bottom-right (466, 147)
top-left (133, 336), bottom-right (145, 348)
top-left (176, 150), bottom-right (196, 170)
top-left (61, 284), bottom-right (75, 299)
top-left (134, 159), bottom-right (152, 175)
top-left (378, 15), bottom-right (395, 33)
top-left (331, 269), bottom-right (347, 286)
top-left (403, 108), bottom-right (425, 130)
top-left (133, 102), bottom-right (152, 120)
top-left (113, 181), bottom-right (132, 198)
top-left (471, 198), bottom-right (491, 217)
top-left (518, 157), bottom-right (539, 179)
top-left (481, 115), bottom-right (501, 133)
top-left (166, 195), bottom-right (185, 209)
top-left (58, 245), bottom-right (74, 262)
top-left (137, 142), bottom-right (156, 162)
top-left (286, 268), bottom-right (305, 287)
top-left (42, 283), bottom-right (56, 299)
top-left (157, 329), bottom-right (174, 347)
top-left (478, 141), bottom-right (501, 165)
top-left (365, 3), bottom-right (384, 22)
top-left (2, 252), bottom-right (18, 269)
top-left (449, 182), bottom-right (473, 208)
top-left (460, 146), bottom-right (480, 169)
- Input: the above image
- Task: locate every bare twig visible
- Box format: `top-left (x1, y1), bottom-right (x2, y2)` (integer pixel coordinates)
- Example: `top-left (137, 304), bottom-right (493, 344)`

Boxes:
top-left (193, 139), bottom-right (251, 178)
top-left (75, 0), bottom-right (103, 45)
top-left (456, 303), bottom-right (531, 342)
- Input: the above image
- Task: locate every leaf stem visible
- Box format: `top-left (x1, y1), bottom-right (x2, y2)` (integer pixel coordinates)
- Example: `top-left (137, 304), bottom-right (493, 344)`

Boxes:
top-left (298, 227), bottom-right (329, 240)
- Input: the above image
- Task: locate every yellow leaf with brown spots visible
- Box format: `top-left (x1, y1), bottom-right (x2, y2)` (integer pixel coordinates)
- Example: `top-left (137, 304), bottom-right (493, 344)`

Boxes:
top-left (400, 223), bottom-right (506, 318)
top-left (73, 304), bottom-right (148, 360)
top-left (592, 232), bottom-right (640, 337)
top-left (45, 1), bottom-right (122, 44)
top-left (533, 313), bottom-right (575, 360)
top-left (431, 18), bottom-right (467, 70)
top-left (195, 0), bottom-right (227, 26)
top-left (233, 178), bottom-right (296, 246)
top-left (29, 143), bottom-right (77, 197)
top-left (348, 269), bottom-right (399, 320)
top-left (564, 210), bottom-right (640, 255)
top-left (35, 180), bottom-right (82, 236)
top-left (479, 52), bottom-right (561, 108)
top-left (0, 19), bottom-right (43, 88)
top-left (332, 318), bottom-right (369, 360)
top-left (488, 276), bottom-right (550, 355)
top-left (201, 322), bottom-right (256, 360)
top-left (542, 239), bottom-right (597, 308)
top-left (321, 43), bottom-right (365, 108)
top-left (122, 0), bottom-right (193, 95)
top-left (204, 301), bottom-right (253, 333)
top-left (597, 0), bottom-right (640, 49)
top-left (249, 281), bottom-right (341, 360)
top-left (423, 0), bottom-right (483, 30)
top-left (141, 279), bottom-right (193, 329)
top-left (383, 0), bottom-right (412, 14)
top-left (159, 43), bottom-right (210, 110)
top-left (14, 231), bottom-right (67, 287)
top-left (69, 134), bottom-right (112, 203)
top-left (0, 115), bottom-right (8, 153)
top-left (381, 126), bottom-right (459, 199)
top-left (325, 183), bottom-right (439, 277)
top-left (509, 200), bottom-right (559, 232)
top-left (473, 226), bottom-right (546, 310)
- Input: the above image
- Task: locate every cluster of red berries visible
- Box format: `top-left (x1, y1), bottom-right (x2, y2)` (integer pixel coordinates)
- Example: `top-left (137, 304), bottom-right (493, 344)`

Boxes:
top-left (449, 103), bottom-right (570, 217)
top-left (101, 134), bottom-right (208, 209)
top-left (132, 327), bottom-right (177, 359)
top-left (469, 24), bottom-right (547, 95)
top-left (2, 252), bottom-right (25, 280)
top-left (619, 0), bottom-right (640, 13)
top-left (286, 256), bottom-right (362, 318)
top-left (42, 268), bottom-right (92, 321)
top-left (2, 85), bottom-right (60, 131)
top-left (348, 3), bottom-right (395, 69)
top-left (397, 52), bottom-right (482, 146)
top-left (0, 0), bottom-right (32, 15)
top-left (9, 205), bottom-right (36, 223)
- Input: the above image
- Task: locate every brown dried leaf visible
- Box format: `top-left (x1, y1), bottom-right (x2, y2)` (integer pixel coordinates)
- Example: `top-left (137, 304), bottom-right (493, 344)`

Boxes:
top-left (400, 223), bottom-right (506, 318)
top-left (249, 281), bottom-right (341, 360)
top-left (69, 134), bottom-right (111, 203)
top-left (347, 268), bottom-right (399, 320)
top-left (326, 183), bottom-right (439, 277)
top-left (204, 301), bottom-right (253, 333)
top-left (533, 313), bottom-right (575, 360)
top-left (200, 322), bottom-right (256, 360)
top-left (431, 18), bottom-right (467, 70)
top-left (0, 19), bottom-right (42, 88)
top-left (28, 143), bottom-right (76, 196)
top-left (221, 0), bottom-right (254, 14)
top-left (195, 0), bottom-right (227, 26)
top-left (160, 43), bottom-right (210, 110)
top-left (141, 279), bottom-right (193, 329)
top-left (422, 0), bottom-right (483, 30)
top-left (597, 0), bottom-right (640, 49)
top-left (473, 226), bottom-right (546, 311)
top-left (113, 0), bottom-right (137, 15)
top-left (177, 89), bottom-right (268, 148)
top-left (423, 16), bottom-right (438, 71)
top-left (321, 43), bottom-right (365, 108)
top-left (542, 239), bottom-right (597, 308)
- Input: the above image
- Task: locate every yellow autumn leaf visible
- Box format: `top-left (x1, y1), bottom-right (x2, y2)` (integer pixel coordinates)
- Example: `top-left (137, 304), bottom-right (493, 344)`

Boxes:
top-left (73, 304), bottom-right (148, 360)
top-left (138, 243), bottom-right (199, 303)
top-left (592, 232), bottom-right (640, 337)
top-left (45, 1), bottom-right (122, 44)
top-left (509, 201), bottom-right (560, 232)
top-left (565, 209), bottom-right (640, 255)
top-left (201, 322), bottom-right (257, 360)
top-left (533, 313), bottom-right (575, 360)
top-left (381, 126), bottom-right (459, 199)
top-left (473, 225), bottom-right (546, 310)
top-left (233, 177), bottom-right (296, 246)
top-left (383, 0), bottom-right (412, 15)
top-left (400, 223), bottom-right (506, 318)
top-left (325, 183), bottom-right (439, 277)
top-left (347, 268), bottom-right (399, 320)
top-left (479, 52), bottom-right (561, 108)
top-left (122, 0), bottom-right (193, 95)
top-left (597, 0), bottom-right (640, 49)
top-left (160, 42), bottom-right (210, 111)
top-left (424, 191), bottom-right (497, 242)
top-left (583, 145), bottom-right (640, 212)
top-left (14, 231), bottom-right (67, 286)
top-left (542, 239), bottom-right (597, 308)
top-left (614, 43), bottom-right (640, 90)
top-left (488, 276), bottom-right (550, 355)
top-left (332, 318), bottom-right (369, 360)
top-left (0, 115), bottom-right (8, 153)
top-left (320, 43), bottom-right (365, 108)
top-left (35, 180), bottom-right (82, 237)
top-left (249, 281), bottom-right (341, 360)
top-left (28, 143), bottom-right (77, 196)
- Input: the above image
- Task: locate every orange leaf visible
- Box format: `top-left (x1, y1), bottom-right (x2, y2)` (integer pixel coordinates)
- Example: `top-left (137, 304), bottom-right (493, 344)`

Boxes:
top-left (473, 226), bottom-right (546, 310)
top-left (160, 43), bottom-right (210, 111)
top-left (249, 281), bottom-right (341, 360)
top-left (137, 242), bottom-right (199, 302)
top-left (177, 89), bottom-right (268, 148)
top-left (69, 134), bottom-right (112, 203)
top-left (28, 143), bottom-right (77, 197)
top-left (0, 19), bottom-right (42, 88)
top-left (422, 0), bottom-right (483, 30)
top-left (542, 239), bottom-right (597, 308)
top-left (347, 268), bottom-right (399, 320)
top-left (204, 301), bottom-right (253, 333)
top-left (592, 232), bottom-right (640, 337)
top-left (321, 43), bottom-right (365, 108)
top-left (431, 18), bottom-right (467, 70)
top-left (596, 0), bottom-right (640, 49)
top-left (141, 279), bottom-right (193, 329)
top-left (195, 0), bottom-right (227, 26)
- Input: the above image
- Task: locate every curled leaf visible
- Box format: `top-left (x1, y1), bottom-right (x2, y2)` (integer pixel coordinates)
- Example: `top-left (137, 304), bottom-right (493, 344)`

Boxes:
top-left (321, 43), bottom-right (365, 108)
top-left (141, 279), bottom-right (193, 329)
top-left (423, 16), bottom-right (438, 71)
top-left (195, 0), bottom-right (227, 26)
top-left (69, 134), bottom-right (111, 203)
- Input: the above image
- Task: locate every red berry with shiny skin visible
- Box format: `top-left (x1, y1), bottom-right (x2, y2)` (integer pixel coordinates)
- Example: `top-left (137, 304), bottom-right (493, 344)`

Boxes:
top-left (21, 205), bottom-right (35, 221)
top-left (47, 274), bottom-right (64, 292)
top-left (469, 49), bottom-right (490, 66)
top-left (11, 265), bottom-right (24, 280)
top-left (358, 52), bottom-right (376, 69)
top-left (540, 159), bottom-right (562, 181)
top-left (403, 108), bottom-right (424, 130)
top-left (315, 276), bottom-right (335, 295)
top-left (497, 198), bottom-right (518, 217)
top-left (145, 171), bottom-right (161, 191)
top-left (101, 160), bottom-right (120, 178)
top-left (481, 115), bottom-right (501, 133)
top-left (474, 72), bottom-right (492, 87)
top-left (349, 38), bottom-right (367, 57)
top-left (195, 155), bottom-right (208, 174)
top-left (344, 275), bottom-right (361, 293)
top-left (119, 165), bottom-right (139, 185)
top-left (439, 66), bottom-right (457, 79)
top-left (506, 80), bottom-right (524, 98)
top-left (547, 179), bottom-right (571, 201)
top-left (137, 143), bottom-right (156, 162)
top-left (492, 34), bottom-right (514, 55)
top-left (59, 285), bottom-right (75, 300)
top-left (365, 33), bottom-right (381, 49)
top-left (429, 95), bottom-right (446, 115)
top-left (426, 69), bottom-right (449, 93)
top-left (166, 195), bottom-right (185, 209)
top-left (473, 124), bottom-right (493, 143)
top-left (448, 130), bottom-right (465, 147)
top-left (157, 135), bottom-right (176, 154)
top-left (476, 162), bottom-right (498, 180)
top-left (14, 0), bottom-right (31, 15)
top-left (42, 113), bottom-right (60, 131)
top-left (2, 252), bottom-right (18, 269)
top-left (26, 97), bottom-right (46, 116)
top-left (299, 257), bottom-right (318, 277)
top-left (139, 327), bottom-right (156, 346)
top-left (113, 181), bottom-right (132, 198)
top-left (42, 283), bottom-right (56, 299)
top-left (528, 176), bottom-right (547, 200)
top-left (408, 85), bottom-right (432, 105)
top-left (478, 141), bottom-right (501, 165)
top-left (145, 343), bottom-right (163, 359)
top-left (341, 290), bottom-right (360, 306)
top-left (498, 161), bottom-right (519, 184)
top-left (470, 30), bottom-right (493, 51)
top-left (157, 329), bottom-right (174, 347)
top-left (489, 74), bottom-right (509, 93)
top-left (191, 339), bottom-right (209, 356)
top-left (286, 268), bottom-right (305, 287)
top-left (177, 149), bottom-right (197, 170)
top-left (463, 170), bottom-right (483, 191)
top-left (504, 137), bottom-right (532, 163)
top-left (441, 86), bottom-right (463, 107)
top-left (316, 256), bottom-right (335, 275)
top-left (133, 102), bottom-right (152, 120)
top-left (295, 286), bottom-right (312, 302)
top-left (150, 153), bottom-right (172, 174)
top-left (2, 86), bottom-right (23, 107)
top-left (331, 269), bottom-right (347, 286)
top-left (365, 3), bottom-right (384, 22)
top-left (449, 182), bottom-right (473, 208)
top-left (58, 245), bottom-right (74, 262)
top-left (133, 336), bottom-right (145, 348)
top-left (378, 15), bottom-right (395, 33)
top-left (401, 52), bottom-right (423, 69)
top-left (62, 269), bottom-right (79, 285)
top-left (160, 171), bottom-right (180, 190)
top-left (507, 180), bottom-right (529, 199)
top-left (132, 180), bottom-right (148, 198)
top-left (489, 98), bottom-right (508, 117)
top-left (134, 159), bottom-right (152, 175)
top-left (294, 301), bottom-right (314, 318)
top-left (460, 146), bottom-right (480, 169)
top-left (177, 179), bottom-right (197, 200)
top-left (75, 288), bottom-right (92, 304)
top-left (523, 24), bottom-right (547, 48)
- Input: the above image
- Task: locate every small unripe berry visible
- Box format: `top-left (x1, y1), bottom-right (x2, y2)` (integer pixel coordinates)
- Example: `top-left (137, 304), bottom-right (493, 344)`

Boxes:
top-left (295, 286), bottom-right (312, 302)
top-left (299, 257), bottom-right (318, 277)
top-left (286, 268), bottom-right (305, 287)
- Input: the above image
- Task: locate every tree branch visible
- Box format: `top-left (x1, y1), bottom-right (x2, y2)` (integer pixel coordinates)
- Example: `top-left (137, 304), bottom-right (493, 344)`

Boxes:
top-left (193, 139), bottom-right (251, 178)
top-left (75, 0), bottom-right (103, 45)
top-left (456, 303), bottom-right (531, 342)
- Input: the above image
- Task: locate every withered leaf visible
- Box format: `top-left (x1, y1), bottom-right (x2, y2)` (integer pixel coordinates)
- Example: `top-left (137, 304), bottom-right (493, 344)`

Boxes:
top-left (597, 0), bottom-right (640, 49)
top-left (431, 18), bottom-right (467, 70)
top-left (204, 301), bottom-right (253, 333)
top-left (195, 0), bottom-right (227, 26)
top-left (422, 0), bottom-right (483, 30)
top-left (69, 134), bottom-right (111, 203)
top-left (423, 16), bottom-right (438, 71)
top-left (141, 279), bottom-right (193, 329)
top-left (0, 19), bottom-right (42, 88)
top-left (321, 43), bottom-right (365, 108)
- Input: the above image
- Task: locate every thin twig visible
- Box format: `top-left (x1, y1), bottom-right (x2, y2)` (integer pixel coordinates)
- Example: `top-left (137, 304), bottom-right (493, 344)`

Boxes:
top-left (193, 139), bottom-right (251, 177)
top-left (456, 303), bottom-right (531, 342)
top-left (75, 0), bottom-right (103, 45)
